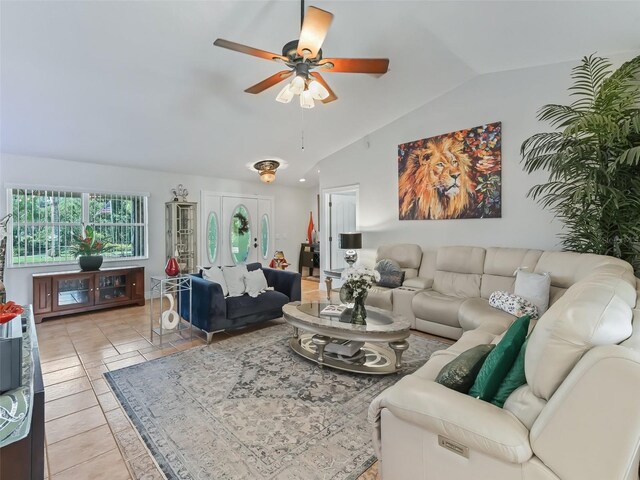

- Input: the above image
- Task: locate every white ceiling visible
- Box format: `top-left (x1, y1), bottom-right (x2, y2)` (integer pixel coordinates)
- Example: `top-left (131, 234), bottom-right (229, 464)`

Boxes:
top-left (2, 1), bottom-right (639, 186)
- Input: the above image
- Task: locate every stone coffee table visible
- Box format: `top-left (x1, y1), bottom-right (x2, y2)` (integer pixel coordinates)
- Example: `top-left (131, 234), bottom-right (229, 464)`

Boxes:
top-left (282, 301), bottom-right (411, 375)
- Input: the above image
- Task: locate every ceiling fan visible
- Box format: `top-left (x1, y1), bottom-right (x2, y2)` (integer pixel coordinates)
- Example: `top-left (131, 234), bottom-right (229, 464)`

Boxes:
top-left (213, 0), bottom-right (389, 109)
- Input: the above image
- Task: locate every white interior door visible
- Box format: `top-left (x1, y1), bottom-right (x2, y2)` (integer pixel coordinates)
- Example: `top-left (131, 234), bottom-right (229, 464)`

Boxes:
top-left (328, 191), bottom-right (357, 269)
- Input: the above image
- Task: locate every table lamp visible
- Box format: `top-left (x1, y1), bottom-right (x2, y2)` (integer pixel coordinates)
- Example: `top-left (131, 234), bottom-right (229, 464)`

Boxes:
top-left (339, 232), bottom-right (362, 267)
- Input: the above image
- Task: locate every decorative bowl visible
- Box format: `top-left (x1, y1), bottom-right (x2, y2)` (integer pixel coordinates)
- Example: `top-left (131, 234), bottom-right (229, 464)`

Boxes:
top-left (0, 302), bottom-right (24, 325)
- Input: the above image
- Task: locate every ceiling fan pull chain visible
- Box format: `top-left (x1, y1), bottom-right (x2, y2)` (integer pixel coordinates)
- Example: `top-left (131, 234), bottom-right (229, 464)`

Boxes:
top-left (301, 108), bottom-right (305, 150)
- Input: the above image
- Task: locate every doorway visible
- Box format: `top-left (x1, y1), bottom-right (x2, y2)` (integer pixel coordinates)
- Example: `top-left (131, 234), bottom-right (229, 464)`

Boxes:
top-left (201, 191), bottom-right (273, 267)
top-left (322, 185), bottom-right (359, 270)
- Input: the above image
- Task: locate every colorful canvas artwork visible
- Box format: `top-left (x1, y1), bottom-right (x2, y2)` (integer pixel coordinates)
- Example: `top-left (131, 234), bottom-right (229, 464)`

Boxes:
top-left (398, 122), bottom-right (502, 220)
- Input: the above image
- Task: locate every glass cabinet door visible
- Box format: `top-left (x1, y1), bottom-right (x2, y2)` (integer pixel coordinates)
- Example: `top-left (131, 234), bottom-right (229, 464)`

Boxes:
top-left (55, 276), bottom-right (94, 309)
top-left (96, 273), bottom-right (129, 304)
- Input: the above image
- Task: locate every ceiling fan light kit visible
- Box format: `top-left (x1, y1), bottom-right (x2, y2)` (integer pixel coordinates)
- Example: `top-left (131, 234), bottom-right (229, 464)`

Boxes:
top-left (213, 1), bottom-right (389, 109)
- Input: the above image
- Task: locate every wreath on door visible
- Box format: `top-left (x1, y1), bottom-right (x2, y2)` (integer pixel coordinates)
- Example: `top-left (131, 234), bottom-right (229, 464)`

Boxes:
top-left (233, 212), bottom-right (250, 236)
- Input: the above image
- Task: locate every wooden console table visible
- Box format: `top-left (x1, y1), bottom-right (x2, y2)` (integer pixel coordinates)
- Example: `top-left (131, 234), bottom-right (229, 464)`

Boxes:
top-left (0, 306), bottom-right (45, 479)
top-left (32, 266), bottom-right (145, 323)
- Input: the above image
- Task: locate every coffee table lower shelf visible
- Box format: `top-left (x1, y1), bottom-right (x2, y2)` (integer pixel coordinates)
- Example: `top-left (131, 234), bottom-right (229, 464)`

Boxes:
top-left (289, 333), bottom-right (407, 375)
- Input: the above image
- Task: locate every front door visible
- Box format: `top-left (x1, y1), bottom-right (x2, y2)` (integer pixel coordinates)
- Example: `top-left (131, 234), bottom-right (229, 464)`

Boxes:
top-left (201, 192), bottom-right (274, 267)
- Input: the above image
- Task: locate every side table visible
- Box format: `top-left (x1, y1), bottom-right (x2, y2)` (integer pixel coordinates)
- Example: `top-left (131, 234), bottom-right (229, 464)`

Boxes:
top-left (323, 268), bottom-right (345, 302)
top-left (150, 275), bottom-right (192, 347)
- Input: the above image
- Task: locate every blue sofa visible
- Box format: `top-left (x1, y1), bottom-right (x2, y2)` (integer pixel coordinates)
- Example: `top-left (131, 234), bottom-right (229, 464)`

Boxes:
top-left (180, 262), bottom-right (301, 342)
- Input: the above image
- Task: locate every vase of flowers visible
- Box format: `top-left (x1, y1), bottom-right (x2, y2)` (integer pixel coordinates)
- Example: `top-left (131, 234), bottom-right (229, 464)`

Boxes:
top-left (71, 224), bottom-right (111, 271)
top-left (340, 266), bottom-right (380, 325)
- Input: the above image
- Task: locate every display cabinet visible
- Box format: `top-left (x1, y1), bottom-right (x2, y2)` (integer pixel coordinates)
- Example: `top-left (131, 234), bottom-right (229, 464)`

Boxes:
top-left (166, 201), bottom-right (197, 274)
top-left (32, 266), bottom-right (145, 323)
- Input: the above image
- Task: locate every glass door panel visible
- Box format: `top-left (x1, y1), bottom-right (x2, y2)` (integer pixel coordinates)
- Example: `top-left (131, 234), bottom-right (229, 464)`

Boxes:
top-left (260, 214), bottom-right (269, 260)
top-left (230, 204), bottom-right (251, 264)
top-left (97, 273), bottom-right (129, 303)
top-left (56, 277), bottom-right (93, 308)
top-left (207, 212), bottom-right (219, 263)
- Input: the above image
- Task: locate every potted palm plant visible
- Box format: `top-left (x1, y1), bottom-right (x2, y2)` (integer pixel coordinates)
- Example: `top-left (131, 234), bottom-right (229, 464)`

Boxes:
top-left (522, 54), bottom-right (640, 274)
top-left (71, 224), bottom-right (111, 271)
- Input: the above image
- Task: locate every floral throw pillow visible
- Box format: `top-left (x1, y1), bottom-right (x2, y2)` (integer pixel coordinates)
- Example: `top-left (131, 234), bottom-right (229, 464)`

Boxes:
top-left (489, 291), bottom-right (539, 319)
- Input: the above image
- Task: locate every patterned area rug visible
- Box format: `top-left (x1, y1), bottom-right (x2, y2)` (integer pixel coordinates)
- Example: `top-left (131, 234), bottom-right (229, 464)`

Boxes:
top-left (105, 324), bottom-right (448, 479)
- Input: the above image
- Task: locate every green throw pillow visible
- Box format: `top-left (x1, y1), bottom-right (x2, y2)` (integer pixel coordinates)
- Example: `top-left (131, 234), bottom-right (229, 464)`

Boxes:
top-left (435, 344), bottom-right (495, 393)
top-left (469, 315), bottom-right (531, 401)
top-left (491, 338), bottom-right (529, 408)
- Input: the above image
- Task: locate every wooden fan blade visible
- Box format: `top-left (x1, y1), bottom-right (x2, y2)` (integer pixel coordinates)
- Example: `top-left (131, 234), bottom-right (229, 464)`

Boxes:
top-left (297, 6), bottom-right (333, 59)
top-left (310, 72), bottom-right (337, 103)
top-left (244, 70), bottom-right (293, 94)
top-left (318, 58), bottom-right (389, 75)
top-left (214, 38), bottom-right (287, 62)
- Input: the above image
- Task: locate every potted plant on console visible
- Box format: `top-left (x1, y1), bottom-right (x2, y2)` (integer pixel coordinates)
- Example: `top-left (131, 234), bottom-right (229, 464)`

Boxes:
top-left (71, 224), bottom-right (111, 271)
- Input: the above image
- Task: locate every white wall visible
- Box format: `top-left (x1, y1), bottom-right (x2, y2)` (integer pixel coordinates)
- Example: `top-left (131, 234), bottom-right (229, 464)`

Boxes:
top-left (0, 154), bottom-right (312, 304)
top-left (317, 61), bottom-right (584, 260)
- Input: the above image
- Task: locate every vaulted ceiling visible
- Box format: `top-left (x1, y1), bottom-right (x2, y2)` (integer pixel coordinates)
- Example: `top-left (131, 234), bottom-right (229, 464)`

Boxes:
top-left (2, 1), bottom-right (639, 185)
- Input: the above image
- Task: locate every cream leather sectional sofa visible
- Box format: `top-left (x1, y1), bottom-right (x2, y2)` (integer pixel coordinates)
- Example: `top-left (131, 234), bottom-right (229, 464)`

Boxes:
top-left (365, 244), bottom-right (640, 479)
top-left (365, 244), bottom-right (613, 340)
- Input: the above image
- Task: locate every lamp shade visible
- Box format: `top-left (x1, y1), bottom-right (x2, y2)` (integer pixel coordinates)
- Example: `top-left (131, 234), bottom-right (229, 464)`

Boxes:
top-left (339, 233), bottom-right (362, 249)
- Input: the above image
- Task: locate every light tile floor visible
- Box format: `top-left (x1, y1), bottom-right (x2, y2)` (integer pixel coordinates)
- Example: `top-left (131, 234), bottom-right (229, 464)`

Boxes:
top-left (36, 279), bottom-right (443, 479)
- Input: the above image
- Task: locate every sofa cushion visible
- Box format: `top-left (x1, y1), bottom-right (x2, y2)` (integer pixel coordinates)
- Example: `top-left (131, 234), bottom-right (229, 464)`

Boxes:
top-left (489, 291), bottom-right (539, 319)
top-left (526, 266), bottom-right (635, 400)
top-left (458, 297), bottom-right (516, 334)
top-left (503, 385), bottom-right (547, 430)
top-left (436, 246), bottom-right (486, 274)
top-left (376, 244), bottom-right (422, 270)
top-left (534, 251), bottom-right (635, 289)
top-left (244, 269), bottom-right (268, 298)
top-left (375, 259), bottom-right (405, 288)
top-left (491, 338), bottom-right (529, 408)
top-left (431, 328), bottom-right (498, 359)
top-left (514, 269), bottom-right (551, 314)
top-left (483, 247), bottom-right (543, 277)
top-left (365, 286), bottom-right (393, 311)
top-left (469, 315), bottom-right (531, 401)
top-left (433, 271), bottom-right (481, 298)
top-left (200, 265), bottom-right (229, 297)
top-left (436, 344), bottom-right (495, 393)
top-left (222, 264), bottom-right (248, 297)
top-left (225, 290), bottom-right (289, 320)
top-left (413, 290), bottom-right (466, 328)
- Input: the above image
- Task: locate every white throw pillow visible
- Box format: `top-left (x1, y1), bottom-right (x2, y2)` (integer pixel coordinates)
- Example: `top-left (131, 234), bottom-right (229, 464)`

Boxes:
top-left (222, 264), bottom-right (248, 297)
top-left (199, 265), bottom-right (229, 297)
top-left (514, 268), bottom-right (551, 315)
top-left (244, 269), bottom-right (269, 298)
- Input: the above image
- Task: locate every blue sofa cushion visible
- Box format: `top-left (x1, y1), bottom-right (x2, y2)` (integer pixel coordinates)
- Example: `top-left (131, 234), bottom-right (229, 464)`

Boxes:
top-left (225, 290), bottom-right (289, 320)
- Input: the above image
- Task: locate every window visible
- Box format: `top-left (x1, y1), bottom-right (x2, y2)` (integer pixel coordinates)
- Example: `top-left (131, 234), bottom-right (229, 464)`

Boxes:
top-left (8, 188), bottom-right (148, 266)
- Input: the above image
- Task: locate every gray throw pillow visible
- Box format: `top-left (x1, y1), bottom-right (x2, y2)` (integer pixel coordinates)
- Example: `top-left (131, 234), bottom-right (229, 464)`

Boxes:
top-left (435, 344), bottom-right (495, 393)
top-left (375, 259), bottom-right (405, 288)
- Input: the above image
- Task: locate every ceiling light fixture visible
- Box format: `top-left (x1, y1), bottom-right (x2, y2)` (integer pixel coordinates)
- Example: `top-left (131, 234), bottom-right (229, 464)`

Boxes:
top-left (299, 178), bottom-right (306, 182)
top-left (253, 160), bottom-right (280, 184)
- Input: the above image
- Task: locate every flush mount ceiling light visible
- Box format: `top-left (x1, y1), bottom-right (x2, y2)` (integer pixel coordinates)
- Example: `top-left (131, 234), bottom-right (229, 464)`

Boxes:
top-left (213, 0), bottom-right (389, 109)
top-left (253, 160), bottom-right (281, 184)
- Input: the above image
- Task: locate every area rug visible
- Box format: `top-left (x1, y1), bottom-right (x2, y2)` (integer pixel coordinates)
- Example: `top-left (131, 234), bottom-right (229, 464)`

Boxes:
top-left (105, 324), bottom-right (449, 480)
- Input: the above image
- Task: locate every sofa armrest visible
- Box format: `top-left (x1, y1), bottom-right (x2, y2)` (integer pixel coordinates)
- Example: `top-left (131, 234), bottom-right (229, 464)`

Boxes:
top-left (369, 375), bottom-right (532, 464)
top-left (402, 276), bottom-right (433, 289)
top-left (262, 267), bottom-right (301, 301)
top-left (181, 275), bottom-right (226, 323)
top-left (530, 345), bottom-right (640, 480)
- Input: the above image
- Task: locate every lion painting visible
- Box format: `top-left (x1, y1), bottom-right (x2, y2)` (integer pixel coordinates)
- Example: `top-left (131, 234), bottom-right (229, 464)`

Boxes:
top-left (398, 137), bottom-right (474, 220)
top-left (398, 123), bottom-right (502, 220)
